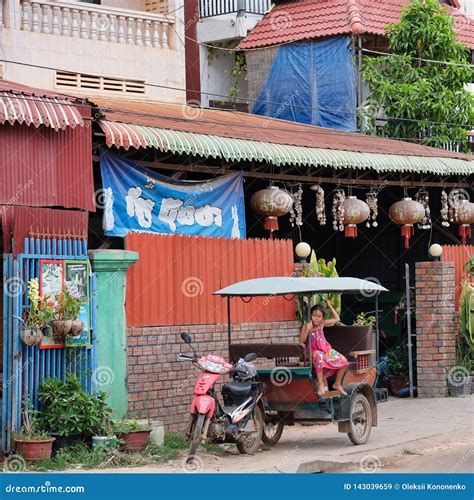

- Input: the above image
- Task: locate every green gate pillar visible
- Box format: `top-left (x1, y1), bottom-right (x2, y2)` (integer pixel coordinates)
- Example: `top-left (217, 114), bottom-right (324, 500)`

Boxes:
top-left (89, 250), bottom-right (139, 418)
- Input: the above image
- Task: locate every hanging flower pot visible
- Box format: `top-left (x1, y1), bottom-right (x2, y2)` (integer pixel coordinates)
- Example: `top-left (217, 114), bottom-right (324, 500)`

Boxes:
top-left (452, 200), bottom-right (474, 244)
top-left (52, 319), bottom-right (73, 342)
top-left (389, 198), bottom-right (425, 249)
top-left (250, 186), bottom-right (293, 236)
top-left (343, 196), bottom-right (370, 238)
top-left (70, 319), bottom-right (85, 337)
top-left (20, 328), bottom-right (43, 347)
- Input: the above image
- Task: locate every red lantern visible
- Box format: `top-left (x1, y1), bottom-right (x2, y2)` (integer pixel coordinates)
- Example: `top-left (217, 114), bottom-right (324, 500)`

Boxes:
top-left (343, 196), bottom-right (370, 238)
top-left (453, 201), bottom-right (474, 244)
top-left (389, 198), bottom-right (425, 249)
top-left (250, 186), bottom-right (293, 237)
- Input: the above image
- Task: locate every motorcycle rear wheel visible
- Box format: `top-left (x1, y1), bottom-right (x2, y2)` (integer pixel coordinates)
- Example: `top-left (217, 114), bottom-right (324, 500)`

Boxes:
top-left (236, 405), bottom-right (263, 455)
top-left (187, 412), bottom-right (206, 461)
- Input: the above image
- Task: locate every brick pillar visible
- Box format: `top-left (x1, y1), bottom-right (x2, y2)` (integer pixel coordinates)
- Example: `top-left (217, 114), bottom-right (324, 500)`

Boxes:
top-left (415, 261), bottom-right (456, 397)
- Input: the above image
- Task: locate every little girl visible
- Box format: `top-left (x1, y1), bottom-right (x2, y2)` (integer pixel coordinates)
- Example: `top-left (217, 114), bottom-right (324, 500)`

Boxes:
top-left (299, 300), bottom-right (348, 396)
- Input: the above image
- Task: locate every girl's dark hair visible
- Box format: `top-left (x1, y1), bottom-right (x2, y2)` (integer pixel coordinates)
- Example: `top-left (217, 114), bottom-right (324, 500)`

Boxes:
top-left (310, 304), bottom-right (326, 318)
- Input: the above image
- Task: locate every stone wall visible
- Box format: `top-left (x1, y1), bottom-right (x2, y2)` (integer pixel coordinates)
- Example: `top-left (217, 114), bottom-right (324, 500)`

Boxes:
top-left (127, 320), bottom-right (300, 432)
top-left (415, 261), bottom-right (456, 398)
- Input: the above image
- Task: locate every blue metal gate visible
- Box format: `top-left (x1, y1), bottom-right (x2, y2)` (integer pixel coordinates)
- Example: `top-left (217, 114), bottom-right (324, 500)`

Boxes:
top-left (2, 238), bottom-right (97, 451)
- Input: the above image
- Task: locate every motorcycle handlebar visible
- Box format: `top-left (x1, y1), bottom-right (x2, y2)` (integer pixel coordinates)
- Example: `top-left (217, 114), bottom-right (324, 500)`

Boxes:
top-left (177, 353), bottom-right (195, 361)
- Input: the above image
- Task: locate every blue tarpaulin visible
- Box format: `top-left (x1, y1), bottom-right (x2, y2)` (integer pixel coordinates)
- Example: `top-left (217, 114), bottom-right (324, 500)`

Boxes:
top-left (99, 150), bottom-right (246, 239)
top-left (252, 36), bottom-right (356, 131)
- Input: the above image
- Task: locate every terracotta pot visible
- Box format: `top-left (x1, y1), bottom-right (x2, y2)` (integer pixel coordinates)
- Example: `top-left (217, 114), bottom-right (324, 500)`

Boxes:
top-left (14, 437), bottom-right (55, 462)
top-left (388, 374), bottom-right (408, 396)
top-left (70, 319), bottom-right (84, 337)
top-left (52, 319), bottom-right (72, 342)
top-left (120, 430), bottom-right (151, 452)
top-left (20, 328), bottom-right (43, 347)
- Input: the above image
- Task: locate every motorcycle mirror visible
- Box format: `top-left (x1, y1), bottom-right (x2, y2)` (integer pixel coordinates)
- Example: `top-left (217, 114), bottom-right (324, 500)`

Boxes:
top-left (181, 332), bottom-right (192, 344)
top-left (244, 352), bottom-right (257, 362)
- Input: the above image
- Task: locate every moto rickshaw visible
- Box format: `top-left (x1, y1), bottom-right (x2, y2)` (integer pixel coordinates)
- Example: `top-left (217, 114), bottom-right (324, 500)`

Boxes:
top-left (214, 276), bottom-right (389, 446)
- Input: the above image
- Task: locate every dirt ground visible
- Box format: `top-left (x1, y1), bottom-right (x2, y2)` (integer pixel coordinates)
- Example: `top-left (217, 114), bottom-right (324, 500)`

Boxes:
top-left (63, 395), bottom-right (473, 474)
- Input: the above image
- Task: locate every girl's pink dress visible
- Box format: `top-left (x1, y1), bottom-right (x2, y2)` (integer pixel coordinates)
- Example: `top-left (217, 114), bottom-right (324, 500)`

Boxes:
top-left (310, 327), bottom-right (348, 377)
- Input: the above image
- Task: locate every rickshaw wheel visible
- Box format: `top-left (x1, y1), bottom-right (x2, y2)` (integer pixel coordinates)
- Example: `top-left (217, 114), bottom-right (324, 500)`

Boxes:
top-left (236, 405), bottom-right (264, 455)
top-left (347, 394), bottom-right (372, 445)
top-left (262, 420), bottom-right (284, 446)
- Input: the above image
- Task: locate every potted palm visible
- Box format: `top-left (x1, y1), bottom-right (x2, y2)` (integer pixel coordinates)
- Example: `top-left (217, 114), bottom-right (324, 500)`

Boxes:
top-left (14, 402), bottom-right (55, 462)
top-left (38, 374), bottom-right (113, 451)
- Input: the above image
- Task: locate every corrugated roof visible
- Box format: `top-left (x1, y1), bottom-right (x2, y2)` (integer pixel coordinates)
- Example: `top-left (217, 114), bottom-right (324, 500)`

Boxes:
top-left (0, 80), bottom-right (86, 130)
top-left (237, 0), bottom-right (474, 50)
top-left (92, 98), bottom-right (474, 175)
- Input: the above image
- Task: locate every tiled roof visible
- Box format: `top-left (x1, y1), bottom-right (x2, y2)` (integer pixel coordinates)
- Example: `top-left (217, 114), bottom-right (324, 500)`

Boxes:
top-left (237, 0), bottom-right (474, 49)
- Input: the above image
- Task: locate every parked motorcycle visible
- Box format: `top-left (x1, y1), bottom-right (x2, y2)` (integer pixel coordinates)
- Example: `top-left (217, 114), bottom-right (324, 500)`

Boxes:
top-left (178, 332), bottom-right (265, 462)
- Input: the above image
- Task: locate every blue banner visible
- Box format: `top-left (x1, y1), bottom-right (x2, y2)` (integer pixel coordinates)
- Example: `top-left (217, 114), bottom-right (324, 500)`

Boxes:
top-left (0, 474), bottom-right (471, 500)
top-left (99, 150), bottom-right (246, 239)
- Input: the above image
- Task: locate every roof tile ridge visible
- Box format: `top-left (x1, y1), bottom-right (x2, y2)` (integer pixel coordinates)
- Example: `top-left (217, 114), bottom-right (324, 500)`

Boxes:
top-left (346, 0), bottom-right (364, 34)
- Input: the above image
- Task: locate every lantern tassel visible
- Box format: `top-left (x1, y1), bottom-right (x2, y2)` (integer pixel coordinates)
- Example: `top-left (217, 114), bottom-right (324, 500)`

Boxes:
top-left (344, 225), bottom-right (357, 238)
top-left (264, 216), bottom-right (279, 232)
top-left (401, 225), bottom-right (414, 249)
top-left (458, 225), bottom-right (471, 245)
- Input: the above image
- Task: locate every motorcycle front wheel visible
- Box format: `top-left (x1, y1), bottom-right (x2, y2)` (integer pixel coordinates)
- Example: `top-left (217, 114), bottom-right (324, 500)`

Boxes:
top-left (236, 405), bottom-right (263, 455)
top-left (188, 412), bottom-right (206, 460)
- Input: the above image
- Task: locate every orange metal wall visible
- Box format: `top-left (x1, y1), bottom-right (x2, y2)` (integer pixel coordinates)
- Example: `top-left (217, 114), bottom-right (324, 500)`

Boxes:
top-left (442, 245), bottom-right (474, 308)
top-left (125, 234), bottom-right (296, 327)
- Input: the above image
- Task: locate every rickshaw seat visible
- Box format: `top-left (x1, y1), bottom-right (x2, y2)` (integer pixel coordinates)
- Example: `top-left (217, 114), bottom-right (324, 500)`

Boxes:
top-left (323, 325), bottom-right (373, 357)
top-left (229, 343), bottom-right (308, 365)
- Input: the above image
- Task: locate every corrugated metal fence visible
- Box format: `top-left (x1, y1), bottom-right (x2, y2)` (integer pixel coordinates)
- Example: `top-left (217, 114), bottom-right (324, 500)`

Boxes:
top-left (442, 244), bottom-right (474, 308)
top-left (125, 234), bottom-right (295, 327)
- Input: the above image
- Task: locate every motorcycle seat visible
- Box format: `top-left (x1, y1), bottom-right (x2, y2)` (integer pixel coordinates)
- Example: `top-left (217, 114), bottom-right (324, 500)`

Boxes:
top-left (222, 383), bottom-right (253, 398)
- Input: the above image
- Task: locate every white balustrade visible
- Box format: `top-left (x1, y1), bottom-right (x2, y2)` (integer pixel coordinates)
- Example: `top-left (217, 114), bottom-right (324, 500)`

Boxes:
top-left (19, 0), bottom-right (174, 49)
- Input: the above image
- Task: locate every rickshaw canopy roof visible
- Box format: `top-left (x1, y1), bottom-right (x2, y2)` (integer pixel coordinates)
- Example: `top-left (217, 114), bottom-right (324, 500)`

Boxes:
top-left (213, 277), bottom-right (388, 297)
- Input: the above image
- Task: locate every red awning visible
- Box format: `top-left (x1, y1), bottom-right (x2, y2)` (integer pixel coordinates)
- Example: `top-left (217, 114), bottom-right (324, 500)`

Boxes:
top-left (0, 80), bottom-right (85, 130)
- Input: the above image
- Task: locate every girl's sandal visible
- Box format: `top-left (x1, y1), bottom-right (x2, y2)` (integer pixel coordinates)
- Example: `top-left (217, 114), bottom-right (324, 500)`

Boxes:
top-left (334, 384), bottom-right (348, 396)
top-left (317, 385), bottom-right (329, 397)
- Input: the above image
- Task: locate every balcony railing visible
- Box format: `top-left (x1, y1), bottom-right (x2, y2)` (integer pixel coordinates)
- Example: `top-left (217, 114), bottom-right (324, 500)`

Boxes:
top-left (19, 0), bottom-right (174, 48)
top-left (199, 0), bottom-right (272, 18)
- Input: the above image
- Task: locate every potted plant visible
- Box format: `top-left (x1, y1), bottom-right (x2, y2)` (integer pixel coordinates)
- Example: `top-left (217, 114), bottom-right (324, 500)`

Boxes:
top-left (38, 374), bottom-right (113, 451)
top-left (52, 285), bottom-right (83, 342)
top-left (386, 345), bottom-right (410, 396)
top-left (353, 312), bottom-right (376, 327)
top-left (14, 402), bottom-right (55, 462)
top-left (113, 419), bottom-right (152, 452)
top-left (19, 279), bottom-right (54, 347)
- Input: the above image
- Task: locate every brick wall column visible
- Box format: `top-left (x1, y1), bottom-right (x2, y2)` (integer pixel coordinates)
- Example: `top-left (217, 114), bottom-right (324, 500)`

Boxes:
top-left (415, 261), bottom-right (456, 397)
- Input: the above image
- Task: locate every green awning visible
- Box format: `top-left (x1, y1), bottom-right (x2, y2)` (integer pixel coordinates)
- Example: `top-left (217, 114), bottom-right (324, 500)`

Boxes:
top-left (99, 120), bottom-right (474, 175)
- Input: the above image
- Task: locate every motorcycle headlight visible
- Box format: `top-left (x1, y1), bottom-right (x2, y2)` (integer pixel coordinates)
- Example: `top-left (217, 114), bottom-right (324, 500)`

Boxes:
top-left (198, 359), bottom-right (231, 374)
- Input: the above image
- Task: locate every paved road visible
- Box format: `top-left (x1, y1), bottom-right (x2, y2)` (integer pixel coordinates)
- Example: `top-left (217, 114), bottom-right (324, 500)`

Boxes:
top-left (67, 396), bottom-right (474, 474)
